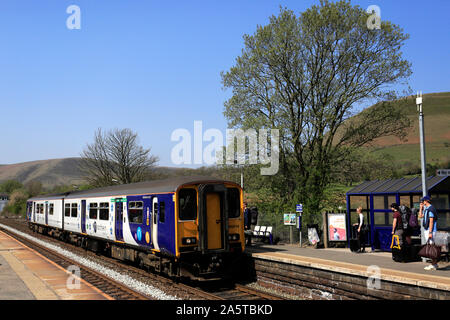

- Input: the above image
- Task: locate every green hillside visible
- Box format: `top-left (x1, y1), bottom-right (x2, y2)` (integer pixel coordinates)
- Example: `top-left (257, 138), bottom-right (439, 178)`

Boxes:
top-left (369, 92), bottom-right (450, 166)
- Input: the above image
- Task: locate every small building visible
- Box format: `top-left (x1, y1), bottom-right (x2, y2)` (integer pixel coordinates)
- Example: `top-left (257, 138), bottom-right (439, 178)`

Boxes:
top-left (0, 193), bottom-right (9, 213)
top-left (346, 176), bottom-right (450, 251)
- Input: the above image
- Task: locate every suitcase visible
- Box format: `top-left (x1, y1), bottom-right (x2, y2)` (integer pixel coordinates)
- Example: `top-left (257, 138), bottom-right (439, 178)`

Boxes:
top-left (392, 246), bottom-right (407, 262)
top-left (392, 244), bottom-right (422, 262)
top-left (350, 239), bottom-right (359, 252)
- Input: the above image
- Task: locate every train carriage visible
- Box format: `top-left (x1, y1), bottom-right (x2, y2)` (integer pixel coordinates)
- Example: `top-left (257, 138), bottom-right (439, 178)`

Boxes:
top-left (27, 176), bottom-right (245, 279)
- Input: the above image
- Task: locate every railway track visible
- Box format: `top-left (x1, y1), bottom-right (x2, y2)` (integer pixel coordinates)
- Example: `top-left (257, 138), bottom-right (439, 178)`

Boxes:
top-left (0, 225), bottom-right (150, 300)
top-left (0, 218), bottom-right (285, 300)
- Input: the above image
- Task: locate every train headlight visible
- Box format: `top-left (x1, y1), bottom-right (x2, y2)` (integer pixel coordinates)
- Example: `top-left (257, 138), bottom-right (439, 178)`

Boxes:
top-left (228, 234), bottom-right (240, 241)
top-left (182, 237), bottom-right (197, 245)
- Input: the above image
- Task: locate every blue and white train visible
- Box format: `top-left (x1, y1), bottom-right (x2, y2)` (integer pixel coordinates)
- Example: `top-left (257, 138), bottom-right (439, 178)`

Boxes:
top-left (26, 176), bottom-right (245, 279)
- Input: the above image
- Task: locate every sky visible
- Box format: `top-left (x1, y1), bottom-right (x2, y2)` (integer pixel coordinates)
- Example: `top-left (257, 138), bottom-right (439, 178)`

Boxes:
top-left (0, 0), bottom-right (449, 167)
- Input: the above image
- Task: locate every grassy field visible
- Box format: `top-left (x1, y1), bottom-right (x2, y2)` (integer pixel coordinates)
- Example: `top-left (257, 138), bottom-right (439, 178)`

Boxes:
top-left (369, 92), bottom-right (450, 166)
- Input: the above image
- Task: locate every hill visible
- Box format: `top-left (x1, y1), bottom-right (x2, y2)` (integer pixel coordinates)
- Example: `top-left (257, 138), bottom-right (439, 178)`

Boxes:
top-left (0, 158), bottom-right (85, 188)
top-left (0, 158), bottom-right (188, 189)
top-left (369, 92), bottom-right (450, 165)
top-left (338, 92), bottom-right (450, 167)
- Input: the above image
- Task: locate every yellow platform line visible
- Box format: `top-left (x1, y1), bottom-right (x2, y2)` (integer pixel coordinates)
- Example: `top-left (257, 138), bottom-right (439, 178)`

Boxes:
top-left (0, 230), bottom-right (114, 300)
top-left (0, 249), bottom-right (59, 300)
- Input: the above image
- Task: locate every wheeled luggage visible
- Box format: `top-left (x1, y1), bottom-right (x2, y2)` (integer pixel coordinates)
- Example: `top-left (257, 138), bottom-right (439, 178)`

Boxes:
top-left (392, 244), bottom-right (422, 262)
top-left (350, 239), bottom-right (359, 252)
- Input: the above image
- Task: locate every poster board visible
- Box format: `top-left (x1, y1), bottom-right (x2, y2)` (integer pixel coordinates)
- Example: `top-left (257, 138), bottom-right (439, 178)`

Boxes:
top-left (283, 213), bottom-right (297, 225)
top-left (327, 213), bottom-right (347, 241)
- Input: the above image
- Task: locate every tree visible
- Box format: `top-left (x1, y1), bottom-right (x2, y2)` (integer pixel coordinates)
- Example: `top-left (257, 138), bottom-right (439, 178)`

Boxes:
top-left (80, 128), bottom-right (159, 187)
top-left (0, 180), bottom-right (23, 194)
top-left (221, 1), bottom-right (412, 223)
top-left (4, 189), bottom-right (28, 216)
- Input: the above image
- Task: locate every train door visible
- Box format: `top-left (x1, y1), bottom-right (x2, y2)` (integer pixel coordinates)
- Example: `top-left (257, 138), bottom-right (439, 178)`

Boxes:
top-left (33, 202), bottom-right (36, 222)
top-left (152, 197), bottom-right (159, 250)
top-left (206, 192), bottom-right (222, 250)
top-left (143, 198), bottom-right (152, 246)
top-left (115, 199), bottom-right (124, 241)
top-left (45, 202), bottom-right (48, 225)
top-left (81, 200), bottom-right (87, 233)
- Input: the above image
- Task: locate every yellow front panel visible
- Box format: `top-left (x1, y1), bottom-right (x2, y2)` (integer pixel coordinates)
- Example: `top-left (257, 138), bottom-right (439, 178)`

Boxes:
top-left (206, 192), bottom-right (222, 250)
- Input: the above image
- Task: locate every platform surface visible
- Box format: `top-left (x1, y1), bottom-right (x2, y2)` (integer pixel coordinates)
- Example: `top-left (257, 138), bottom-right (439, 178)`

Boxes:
top-left (246, 243), bottom-right (450, 292)
top-left (0, 230), bottom-right (113, 300)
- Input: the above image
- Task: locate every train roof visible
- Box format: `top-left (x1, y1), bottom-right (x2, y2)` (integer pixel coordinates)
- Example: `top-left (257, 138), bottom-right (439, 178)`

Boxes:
top-left (28, 176), bottom-right (239, 201)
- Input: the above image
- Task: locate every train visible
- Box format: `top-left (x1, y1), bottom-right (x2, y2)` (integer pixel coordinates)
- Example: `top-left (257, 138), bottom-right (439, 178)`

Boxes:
top-left (26, 176), bottom-right (246, 280)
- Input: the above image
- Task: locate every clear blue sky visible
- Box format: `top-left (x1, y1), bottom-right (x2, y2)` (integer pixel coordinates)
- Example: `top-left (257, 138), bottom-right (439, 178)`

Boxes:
top-left (0, 0), bottom-right (449, 167)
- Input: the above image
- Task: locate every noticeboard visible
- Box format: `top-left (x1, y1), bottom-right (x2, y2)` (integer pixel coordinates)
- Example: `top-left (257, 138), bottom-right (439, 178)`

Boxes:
top-left (284, 213), bottom-right (297, 226)
top-left (327, 213), bottom-right (347, 241)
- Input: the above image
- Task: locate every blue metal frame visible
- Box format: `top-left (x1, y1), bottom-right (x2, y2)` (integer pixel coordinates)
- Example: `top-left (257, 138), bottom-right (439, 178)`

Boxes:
top-left (346, 177), bottom-right (450, 252)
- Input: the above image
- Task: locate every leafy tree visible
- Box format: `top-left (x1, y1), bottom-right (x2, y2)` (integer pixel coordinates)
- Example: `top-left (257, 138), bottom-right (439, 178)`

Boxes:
top-left (221, 1), bottom-right (412, 224)
top-left (3, 189), bottom-right (28, 216)
top-left (0, 180), bottom-right (23, 194)
top-left (80, 128), bottom-right (159, 187)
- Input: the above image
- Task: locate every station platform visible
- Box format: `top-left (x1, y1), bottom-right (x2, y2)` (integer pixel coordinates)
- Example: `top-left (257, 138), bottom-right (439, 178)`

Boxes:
top-left (0, 230), bottom-right (113, 300)
top-left (246, 243), bottom-right (450, 298)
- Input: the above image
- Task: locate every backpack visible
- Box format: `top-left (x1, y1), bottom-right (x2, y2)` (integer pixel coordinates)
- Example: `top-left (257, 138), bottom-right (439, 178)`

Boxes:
top-left (399, 205), bottom-right (411, 230)
top-left (409, 208), bottom-right (419, 229)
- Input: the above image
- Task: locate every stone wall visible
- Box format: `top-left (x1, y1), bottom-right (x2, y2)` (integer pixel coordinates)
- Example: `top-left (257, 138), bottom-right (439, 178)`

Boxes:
top-left (251, 257), bottom-right (450, 300)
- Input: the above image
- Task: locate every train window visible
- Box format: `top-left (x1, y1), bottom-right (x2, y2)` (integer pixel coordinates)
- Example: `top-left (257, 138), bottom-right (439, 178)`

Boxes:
top-left (129, 201), bottom-right (143, 224)
top-left (89, 203), bottom-right (98, 219)
top-left (71, 203), bottom-right (78, 218)
top-left (178, 189), bottom-right (197, 221)
top-left (65, 204), bottom-right (70, 217)
top-left (159, 202), bottom-right (165, 223)
top-left (99, 202), bottom-right (109, 220)
top-left (227, 188), bottom-right (241, 218)
top-left (49, 204), bottom-right (54, 215)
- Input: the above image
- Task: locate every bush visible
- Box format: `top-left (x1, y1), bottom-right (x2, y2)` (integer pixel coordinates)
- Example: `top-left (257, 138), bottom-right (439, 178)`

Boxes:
top-left (2, 189), bottom-right (29, 217)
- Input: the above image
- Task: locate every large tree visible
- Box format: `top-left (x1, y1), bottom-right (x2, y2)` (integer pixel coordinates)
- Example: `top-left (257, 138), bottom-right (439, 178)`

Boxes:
top-left (221, 1), bottom-right (412, 222)
top-left (80, 128), bottom-right (159, 187)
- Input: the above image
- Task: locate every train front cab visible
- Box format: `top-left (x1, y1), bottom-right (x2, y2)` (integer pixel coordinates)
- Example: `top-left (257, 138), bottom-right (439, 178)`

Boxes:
top-left (176, 181), bottom-right (245, 278)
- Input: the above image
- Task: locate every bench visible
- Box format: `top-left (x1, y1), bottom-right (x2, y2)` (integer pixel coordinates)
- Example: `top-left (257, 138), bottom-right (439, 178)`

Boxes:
top-left (251, 226), bottom-right (273, 244)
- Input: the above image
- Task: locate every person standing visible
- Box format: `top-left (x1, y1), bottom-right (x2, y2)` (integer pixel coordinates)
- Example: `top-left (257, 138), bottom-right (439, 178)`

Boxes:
top-left (243, 202), bottom-right (252, 246)
top-left (419, 196), bottom-right (439, 270)
top-left (352, 207), bottom-right (366, 253)
top-left (391, 203), bottom-right (403, 247)
top-left (356, 207), bottom-right (366, 253)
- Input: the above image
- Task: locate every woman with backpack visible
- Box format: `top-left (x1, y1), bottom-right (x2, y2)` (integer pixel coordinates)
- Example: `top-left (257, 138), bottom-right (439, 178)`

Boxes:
top-left (391, 203), bottom-right (404, 247)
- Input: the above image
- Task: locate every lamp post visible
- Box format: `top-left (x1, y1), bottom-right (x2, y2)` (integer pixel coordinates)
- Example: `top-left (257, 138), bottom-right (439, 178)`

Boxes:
top-left (417, 91), bottom-right (427, 198)
top-left (417, 91), bottom-right (427, 249)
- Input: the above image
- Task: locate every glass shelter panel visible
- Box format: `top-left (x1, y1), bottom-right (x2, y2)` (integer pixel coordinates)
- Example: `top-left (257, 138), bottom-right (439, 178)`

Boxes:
top-left (349, 196), bottom-right (368, 210)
